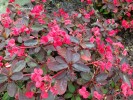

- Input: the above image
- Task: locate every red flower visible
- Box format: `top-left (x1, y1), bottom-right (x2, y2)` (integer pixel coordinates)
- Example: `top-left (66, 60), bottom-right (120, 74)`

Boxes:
top-left (25, 91), bottom-right (34, 98)
top-left (79, 87), bottom-right (90, 98)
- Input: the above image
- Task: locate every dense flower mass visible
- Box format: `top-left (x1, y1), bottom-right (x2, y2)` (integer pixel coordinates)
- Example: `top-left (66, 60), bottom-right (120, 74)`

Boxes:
top-left (0, 0), bottom-right (133, 99)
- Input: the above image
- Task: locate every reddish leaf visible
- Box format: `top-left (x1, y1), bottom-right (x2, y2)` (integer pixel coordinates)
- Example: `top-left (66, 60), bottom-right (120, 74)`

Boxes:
top-left (7, 82), bottom-right (17, 97)
top-left (72, 53), bottom-right (80, 63)
top-left (55, 79), bottom-right (67, 95)
top-left (11, 72), bottom-right (23, 80)
top-left (48, 62), bottom-right (68, 71)
top-left (73, 63), bottom-right (90, 72)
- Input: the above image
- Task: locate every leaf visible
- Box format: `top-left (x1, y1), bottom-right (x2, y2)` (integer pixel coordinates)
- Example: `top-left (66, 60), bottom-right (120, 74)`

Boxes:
top-left (0, 74), bottom-right (8, 83)
top-left (96, 73), bottom-right (108, 82)
top-left (64, 93), bottom-right (73, 99)
top-left (12, 60), bottom-right (26, 73)
top-left (68, 83), bottom-right (75, 93)
top-left (70, 36), bottom-right (79, 44)
top-left (85, 43), bottom-right (95, 49)
top-left (27, 62), bottom-right (37, 67)
top-left (73, 63), bottom-right (90, 72)
top-left (55, 79), bottom-right (67, 95)
top-left (15, 0), bottom-right (31, 6)
top-left (72, 53), bottom-right (80, 63)
top-left (55, 56), bottom-right (66, 64)
top-left (102, 88), bottom-right (108, 94)
top-left (66, 50), bottom-right (72, 63)
top-left (7, 82), bottom-right (17, 97)
top-left (45, 91), bottom-right (55, 100)
top-left (31, 24), bottom-right (44, 31)
top-left (80, 72), bottom-right (91, 81)
top-left (122, 74), bottom-right (131, 87)
top-left (2, 92), bottom-right (10, 100)
top-left (48, 62), bottom-right (68, 71)
top-left (11, 72), bottom-right (23, 80)
top-left (76, 96), bottom-right (81, 100)
top-left (111, 80), bottom-right (115, 88)
top-left (0, 83), bottom-right (7, 92)
top-left (24, 39), bottom-right (38, 46)
top-left (0, 0), bottom-right (8, 14)
top-left (19, 92), bottom-right (30, 100)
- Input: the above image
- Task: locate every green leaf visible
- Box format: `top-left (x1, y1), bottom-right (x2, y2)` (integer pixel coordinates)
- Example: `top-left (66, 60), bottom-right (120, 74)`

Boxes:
top-left (0, 74), bottom-right (8, 83)
top-left (64, 93), bottom-right (73, 99)
top-left (71, 96), bottom-right (75, 100)
top-left (88, 94), bottom-right (92, 99)
top-left (68, 83), bottom-right (75, 93)
top-left (15, 0), bottom-right (31, 6)
top-left (27, 62), bottom-right (37, 67)
top-left (31, 24), bottom-right (44, 31)
top-left (0, 0), bottom-right (8, 14)
top-left (12, 60), bottom-right (26, 73)
top-left (24, 39), bottom-right (38, 46)
top-left (2, 92), bottom-right (10, 100)
top-left (102, 88), bottom-right (108, 94)
top-left (111, 80), bottom-right (115, 88)
top-left (76, 96), bottom-right (81, 100)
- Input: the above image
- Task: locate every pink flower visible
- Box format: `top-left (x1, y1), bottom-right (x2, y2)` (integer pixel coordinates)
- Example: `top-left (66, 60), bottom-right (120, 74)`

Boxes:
top-left (122, 20), bottom-right (130, 29)
top-left (108, 30), bottom-right (117, 36)
top-left (93, 91), bottom-right (103, 100)
top-left (113, 0), bottom-right (120, 6)
top-left (25, 91), bottom-right (34, 98)
top-left (121, 63), bottom-right (129, 73)
top-left (113, 42), bottom-right (124, 49)
top-left (91, 27), bottom-right (101, 36)
top-left (121, 83), bottom-right (132, 97)
top-left (126, 0), bottom-right (132, 3)
top-left (105, 37), bottom-right (113, 44)
top-left (42, 0), bottom-right (47, 3)
top-left (122, 49), bottom-right (127, 56)
top-left (106, 61), bottom-right (112, 71)
top-left (79, 87), bottom-right (90, 98)
top-left (8, 39), bottom-right (15, 47)
top-left (50, 86), bottom-right (58, 95)
top-left (64, 19), bottom-right (71, 25)
top-left (31, 5), bottom-right (43, 14)
top-left (41, 36), bottom-right (48, 44)
top-left (90, 36), bottom-right (95, 43)
top-left (41, 92), bottom-right (48, 98)
top-left (9, 0), bottom-right (15, 3)
top-left (0, 56), bottom-right (3, 61)
top-left (87, 0), bottom-right (92, 4)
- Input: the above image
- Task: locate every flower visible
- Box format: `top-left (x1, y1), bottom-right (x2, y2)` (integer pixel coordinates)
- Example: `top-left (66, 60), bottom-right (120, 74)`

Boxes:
top-left (93, 91), bottom-right (103, 100)
top-left (122, 20), bottom-right (130, 29)
top-left (25, 91), bottom-right (34, 98)
top-left (121, 63), bottom-right (129, 73)
top-left (41, 36), bottom-right (48, 44)
top-left (79, 87), bottom-right (90, 98)
top-left (8, 39), bottom-right (15, 47)
top-left (41, 92), bottom-right (48, 98)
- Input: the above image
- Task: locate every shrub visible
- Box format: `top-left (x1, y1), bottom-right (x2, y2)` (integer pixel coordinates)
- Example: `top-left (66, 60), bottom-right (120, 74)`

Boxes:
top-left (0, 0), bottom-right (133, 100)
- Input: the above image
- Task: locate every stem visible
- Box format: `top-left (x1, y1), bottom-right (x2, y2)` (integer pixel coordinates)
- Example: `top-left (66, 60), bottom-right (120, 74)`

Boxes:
top-left (52, 69), bottom-right (66, 79)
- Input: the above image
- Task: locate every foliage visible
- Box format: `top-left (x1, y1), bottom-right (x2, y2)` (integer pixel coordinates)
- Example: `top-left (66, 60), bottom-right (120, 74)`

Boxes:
top-left (0, 0), bottom-right (133, 100)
